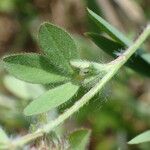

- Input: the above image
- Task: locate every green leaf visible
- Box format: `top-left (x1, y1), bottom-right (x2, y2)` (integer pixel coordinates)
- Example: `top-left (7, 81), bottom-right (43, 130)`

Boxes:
top-left (142, 53), bottom-right (150, 64)
top-left (24, 82), bottom-right (79, 116)
top-left (128, 130), bottom-right (150, 144)
top-left (86, 33), bottom-right (150, 77)
top-left (87, 8), bottom-right (131, 46)
top-left (87, 9), bottom-right (150, 77)
top-left (0, 127), bottom-right (9, 144)
top-left (87, 8), bottom-right (149, 59)
top-left (86, 33), bottom-right (123, 57)
top-left (69, 129), bottom-right (91, 150)
top-left (39, 23), bottom-right (79, 75)
top-left (3, 75), bottom-right (45, 100)
top-left (3, 53), bottom-right (69, 84)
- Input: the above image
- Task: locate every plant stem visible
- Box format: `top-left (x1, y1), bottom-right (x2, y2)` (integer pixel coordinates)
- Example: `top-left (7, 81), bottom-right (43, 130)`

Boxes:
top-left (9, 24), bottom-right (150, 149)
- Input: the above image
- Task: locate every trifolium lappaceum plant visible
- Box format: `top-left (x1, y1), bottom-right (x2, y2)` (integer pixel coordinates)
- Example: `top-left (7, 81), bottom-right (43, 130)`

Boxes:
top-left (2, 22), bottom-right (112, 117)
top-left (0, 8), bottom-right (150, 149)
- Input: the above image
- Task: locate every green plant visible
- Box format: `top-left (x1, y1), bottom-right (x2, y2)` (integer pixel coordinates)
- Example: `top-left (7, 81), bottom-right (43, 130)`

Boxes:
top-left (1, 9), bottom-right (150, 149)
top-left (128, 130), bottom-right (150, 145)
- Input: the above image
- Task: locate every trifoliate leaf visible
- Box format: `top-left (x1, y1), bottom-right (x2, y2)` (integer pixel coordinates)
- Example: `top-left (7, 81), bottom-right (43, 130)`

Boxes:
top-left (3, 53), bottom-right (69, 84)
top-left (69, 129), bottom-right (91, 150)
top-left (128, 130), bottom-right (150, 144)
top-left (24, 82), bottom-right (79, 116)
top-left (39, 23), bottom-right (79, 75)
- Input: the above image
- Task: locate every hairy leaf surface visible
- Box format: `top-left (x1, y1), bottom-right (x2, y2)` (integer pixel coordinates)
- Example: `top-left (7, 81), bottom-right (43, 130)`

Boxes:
top-left (24, 82), bottom-right (79, 116)
top-left (3, 54), bottom-right (69, 84)
top-left (39, 23), bottom-right (79, 75)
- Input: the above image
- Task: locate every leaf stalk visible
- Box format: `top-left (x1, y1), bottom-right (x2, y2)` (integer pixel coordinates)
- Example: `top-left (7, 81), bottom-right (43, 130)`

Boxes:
top-left (7, 24), bottom-right (150, 149)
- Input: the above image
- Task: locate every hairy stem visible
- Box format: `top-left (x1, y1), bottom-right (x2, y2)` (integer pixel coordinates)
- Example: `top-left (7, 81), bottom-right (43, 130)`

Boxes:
top-left (9, 24), bottom-right (150, 149)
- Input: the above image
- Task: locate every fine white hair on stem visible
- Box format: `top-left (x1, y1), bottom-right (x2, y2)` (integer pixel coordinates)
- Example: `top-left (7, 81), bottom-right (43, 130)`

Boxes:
top-left (4, 24), bottom-right (150, 149)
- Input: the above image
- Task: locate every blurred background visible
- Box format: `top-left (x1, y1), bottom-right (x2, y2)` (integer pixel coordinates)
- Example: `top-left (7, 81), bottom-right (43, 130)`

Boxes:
top-left (0, 0), bottom-right (150, 149)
